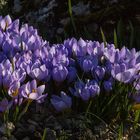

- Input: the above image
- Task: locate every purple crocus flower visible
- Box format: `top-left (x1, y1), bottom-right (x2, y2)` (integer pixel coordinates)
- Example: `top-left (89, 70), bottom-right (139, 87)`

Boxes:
top-left (72, 38), bottom-right (87, 57)
top-left (111, 63), bottom-right (137, 83)
top-left (8, 80), bottom-right (20, 97)
top-left (103, 80), bottom-right (113, 92)
top-left (82, 55), bottom-right (98, 72)
top-left (0, 98), bottom-right (13, 112)
top-left (11, 68), bottom-right (26, 83)
top-left (8, 80), bottom-right (23, 105)
top-left (51, 91), bottom-right (72, 111)
top-left (67, 67), bottom-right (77, 83)
top-left (93, 42), bottom-right (105, 57)
top-left (104, 44), bottom-right (120, 63)
top-left (92, 66), bottom-right (105, 80)
top-left (52, 65), bottom-right (68, 82)
top-left (0, 15), bottom-right (12, 30)
top-left (71, 80), bottom-right (85, 98)
top-left (71, 80), bottom-right (100, 101)
top-left (28, 62), bottom-right (50, 81)
top-left (86, 80), bottom-right (100, 97)
top-left (21, 79), bottom-right (47, 103)
top-left (52, 54), bottom-right (69, 67)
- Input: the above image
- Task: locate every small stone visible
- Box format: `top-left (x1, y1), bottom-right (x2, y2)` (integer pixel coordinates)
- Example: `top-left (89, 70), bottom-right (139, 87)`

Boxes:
top-left (7, 122), bottom-right (15, 132)
top-left (72, 2), bottom-right (90, 16)
top-left (0, 122), bottom-right (15, 135)
top-left (57, 28), bottom-right (64, 34)
top-left (60, 18), bottom-right (70, 26)
top-left (13, 0), bottom-right (22, 13)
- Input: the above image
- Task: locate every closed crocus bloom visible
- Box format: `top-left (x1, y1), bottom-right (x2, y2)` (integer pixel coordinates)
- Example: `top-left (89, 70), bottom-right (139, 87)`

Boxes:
top-left (71, 80), bottom-right (100, 101)
top-left (30, 64), bottom-right (50, 81)
top-left (4, 15), bottom-right (12, 26)
top-left (67, 67), bottom-right (77, 83)
top-left (103, 80), bottom-right (113, 92)
top-left (104, 44), bottom-right (116, 63)
top-left (0, 15), bottom-right (12, 30)
top-left (11, 68), bottom-right (26, 83)
top-left (82, 55), bottom-right (98, 72)
top-left (72, 38), bottom-right (87, 57)
top-left (86, 40), bottom-right (94, 55)
top-left (114, 50), bottom-right (120, 63)
top-left (82, 58), bottom-right (93, 72)
top-left (129, 58), bottom-right (136, 68)
top-left (3, 73), bottom-right (13, 89)
top-left (0, 98), bottom-right (13, 112)
top-left (89, 84), bottom-right (100, 97)
top-left (71, 80), bottom-right (90, 101)
top-left (80, 87), bottom-right (91, 101)
top-left (52, 65), bottom-right (68, 82)
top-left (86, 80), bottom-right (100, 97)
top-left (21, 80), bottom-right (47, 103)
top-left (93, 66), bottom-right (105, 80)
top-left (51, 91), bottom-right (72, 111)
top-left (52, 54), bottom-right (69, 67)
top-left (104, 45), bottom-right (121, 64)
top-left (2, 38), bottom-right (12, 53)
top-left (120, 46), bottom-right (127, 60)
top-left (7, 19), bottom-right (19, 33)
top-left (73, 80), bottom-right (85, 97)
top-left (93, 42), bottom-right (104, 57)
top-left (64, 38), bottom-right (74, 57)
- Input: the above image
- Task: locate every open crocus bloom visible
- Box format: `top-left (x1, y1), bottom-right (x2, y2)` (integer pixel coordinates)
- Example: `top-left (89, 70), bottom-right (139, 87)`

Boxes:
top-left (21, 79), bottom-right (47, 103)
top-left (111, 63), bottom-right (137, 83)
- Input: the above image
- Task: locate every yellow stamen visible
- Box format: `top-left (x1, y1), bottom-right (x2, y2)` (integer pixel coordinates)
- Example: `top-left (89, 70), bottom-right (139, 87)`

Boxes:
top-left (12, 89), bottom-right (18, 97)
top-left (32, 89), bottom-right (37, 93)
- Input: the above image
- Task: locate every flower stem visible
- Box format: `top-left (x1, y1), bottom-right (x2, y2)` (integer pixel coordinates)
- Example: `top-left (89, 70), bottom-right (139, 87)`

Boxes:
top-left (85, 99), bottom-right (93, 117)
top-left (18, 101), bottom-right (31, 121)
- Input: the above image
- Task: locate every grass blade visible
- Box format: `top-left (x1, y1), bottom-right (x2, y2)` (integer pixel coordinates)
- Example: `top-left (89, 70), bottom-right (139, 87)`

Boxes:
top-left (42, 128), bottom-right (47, 140)
top-left (100, 28), bottom-right (107, 47)
top-left (118, 122), bottom-right (123, 139)
top-left (68, 0), bottom-right (76, 34)
top-left (114, 29), bottom-right (118, 48)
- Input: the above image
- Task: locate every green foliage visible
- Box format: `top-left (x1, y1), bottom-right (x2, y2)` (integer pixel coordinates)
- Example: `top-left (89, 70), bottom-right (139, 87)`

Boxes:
top-left (42, 128), bottom-right (47, 140)
top-left (100, 28), bottom-right (107, 47)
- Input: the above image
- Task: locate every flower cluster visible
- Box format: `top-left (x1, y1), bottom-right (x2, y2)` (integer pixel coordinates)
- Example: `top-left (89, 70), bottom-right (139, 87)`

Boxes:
top-left (0, 15), bottom-right (140, 112)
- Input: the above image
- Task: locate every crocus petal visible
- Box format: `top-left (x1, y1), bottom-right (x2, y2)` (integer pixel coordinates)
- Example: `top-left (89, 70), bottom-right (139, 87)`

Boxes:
top-left (37, 85), bottom-right (45, 95)
top-left (30, 79), bottom-right (37, 90)
top-left (116, 68), bottom-right (136, 83)
top-left (61, 91), bottom-right (72, 108)
top-left (29, 92), bottom-right (39, 100)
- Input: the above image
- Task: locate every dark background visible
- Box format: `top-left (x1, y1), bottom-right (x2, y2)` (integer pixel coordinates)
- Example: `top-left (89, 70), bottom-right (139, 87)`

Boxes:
top-left (0, 0), bottom-right (140, 49)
